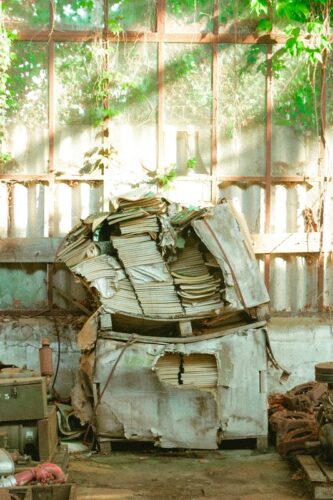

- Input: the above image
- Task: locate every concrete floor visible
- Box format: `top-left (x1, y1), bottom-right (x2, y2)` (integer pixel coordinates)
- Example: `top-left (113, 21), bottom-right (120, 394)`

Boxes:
top-left (68, 448), bottom-right (310, 499)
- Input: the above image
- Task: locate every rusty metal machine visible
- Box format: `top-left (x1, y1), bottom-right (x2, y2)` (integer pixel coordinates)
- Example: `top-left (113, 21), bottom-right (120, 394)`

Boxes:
top-left (315, 362), bottom-right (333, 461)
top-left (0, 348), bottom-right (58, 462)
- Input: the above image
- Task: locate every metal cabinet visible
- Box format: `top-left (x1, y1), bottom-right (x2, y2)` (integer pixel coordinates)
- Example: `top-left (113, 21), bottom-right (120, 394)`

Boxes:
top-left (93, 326), bottom-right (268, 449)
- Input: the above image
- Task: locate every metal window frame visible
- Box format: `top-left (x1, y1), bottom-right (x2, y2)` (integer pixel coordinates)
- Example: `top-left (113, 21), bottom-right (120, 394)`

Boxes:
top-left (1, 0), bottom-right (330, 313)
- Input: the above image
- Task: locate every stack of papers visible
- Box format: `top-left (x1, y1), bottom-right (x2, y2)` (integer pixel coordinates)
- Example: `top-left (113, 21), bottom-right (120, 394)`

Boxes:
top-left (170, 245), bottom-right (222, 315)
top-left (101, 278), bottom-right (143, 315)
top-left (117, 192), bottom-right (167, 214)
top-left (57, 237), bottom-right (92, 268)
top-left (120, 215), bottom-right (159, 236)
top-left (112, 235), bottom-right (183, 317)
top-left (111, 235), bottom-right (164, 267)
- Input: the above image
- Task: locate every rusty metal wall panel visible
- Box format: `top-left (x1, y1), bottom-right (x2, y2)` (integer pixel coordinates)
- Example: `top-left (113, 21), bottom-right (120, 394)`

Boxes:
top-left (53, 263), bottom-right (89, 310)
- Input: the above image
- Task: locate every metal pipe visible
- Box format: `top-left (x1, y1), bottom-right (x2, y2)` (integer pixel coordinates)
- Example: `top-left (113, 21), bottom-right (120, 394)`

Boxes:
top-left (0, 462), bottom-right (65, 487)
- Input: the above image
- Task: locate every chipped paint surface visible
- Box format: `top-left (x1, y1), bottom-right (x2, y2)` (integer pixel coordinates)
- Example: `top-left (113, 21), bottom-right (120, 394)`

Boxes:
top-left (91, 327), bottom-right (268, 449)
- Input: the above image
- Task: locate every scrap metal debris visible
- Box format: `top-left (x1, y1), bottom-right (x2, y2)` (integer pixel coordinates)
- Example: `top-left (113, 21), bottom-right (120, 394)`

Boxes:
top-left (269, 381), bottom-right (328, 457)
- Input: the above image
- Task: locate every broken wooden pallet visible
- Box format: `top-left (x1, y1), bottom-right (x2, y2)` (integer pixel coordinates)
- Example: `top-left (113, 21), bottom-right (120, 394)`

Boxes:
top-left (297, 454), bottom-right (333, 499)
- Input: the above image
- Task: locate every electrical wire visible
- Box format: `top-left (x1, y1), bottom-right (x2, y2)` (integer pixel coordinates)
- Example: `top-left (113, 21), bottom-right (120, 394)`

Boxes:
top-left (51, 311), bottom-right (61, 391)
top-left (83, 334), bottom-right (137, 448)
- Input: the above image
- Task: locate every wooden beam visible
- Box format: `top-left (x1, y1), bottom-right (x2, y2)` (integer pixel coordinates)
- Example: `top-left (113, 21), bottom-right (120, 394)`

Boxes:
top-left (13, 29), bottom-right (333, 45)
top-left (0, 233), bottom-right (329, 264)
top-left (251, 233), bottom-right (321, 254)
top-left (0, 237), bottom-right (63, 262)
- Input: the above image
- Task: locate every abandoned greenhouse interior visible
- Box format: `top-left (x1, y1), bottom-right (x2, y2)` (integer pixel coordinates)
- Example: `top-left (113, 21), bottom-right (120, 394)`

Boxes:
top-left (1, 0), bottom-right (333, 498)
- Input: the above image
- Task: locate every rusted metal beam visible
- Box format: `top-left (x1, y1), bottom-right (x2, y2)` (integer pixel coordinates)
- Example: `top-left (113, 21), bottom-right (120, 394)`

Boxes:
top-left (264, 45), bottom-right (273, 291)
top-left (218, 176), bottom-right (323, 184)
top-left (157, 0), bottom-right (165, 172)
top-left (251, 232), bottom-right (321, 254)
top-left (317, 25), bottom-right (329, 312)
top-left (211, 0), bottom-right (219, 203)
top-left (14, 30), bottom-right (302, 44)
top-left (0, 174), bottom-right (104, 181)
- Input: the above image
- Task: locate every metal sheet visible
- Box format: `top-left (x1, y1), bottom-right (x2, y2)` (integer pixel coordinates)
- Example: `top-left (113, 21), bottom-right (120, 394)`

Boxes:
top-left (92, 327), bottom-right (267, 449)
top-left (192, 201), bottom-right (269, 309)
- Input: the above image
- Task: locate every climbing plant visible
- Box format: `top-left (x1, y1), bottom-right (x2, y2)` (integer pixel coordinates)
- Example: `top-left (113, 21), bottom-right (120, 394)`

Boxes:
top-left (0, 3), bottom-right (14, 165)
top-left (0, 0), bottom-right (332, 175)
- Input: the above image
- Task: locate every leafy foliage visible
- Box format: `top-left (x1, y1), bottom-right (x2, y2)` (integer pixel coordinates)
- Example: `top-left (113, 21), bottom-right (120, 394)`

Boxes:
top-left (0, 0), bottom-right (332, 177)
top-left (0, 12), bottom-right (14, 165)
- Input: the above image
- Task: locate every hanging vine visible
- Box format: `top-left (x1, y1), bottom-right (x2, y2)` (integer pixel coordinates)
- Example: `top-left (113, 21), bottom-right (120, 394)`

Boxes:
top-left (0, 2), bottom-right (13, 166)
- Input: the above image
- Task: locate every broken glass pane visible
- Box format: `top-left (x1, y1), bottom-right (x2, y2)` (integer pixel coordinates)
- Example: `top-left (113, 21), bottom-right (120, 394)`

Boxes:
top-left (109, 0), bottom-right (156, 33)
top-left (55, 42), bottom-right (102, 175)
top-left (272, 47), bottom-right (321, 177)
top-left (54, 0), bottom-right (104, 30)
top-left (3, 42), bottom-right (48, 174)
top-left (218, 44), bottom-right (266, 177)
top-left (164, 44), bottom-right (212, 175)
top-left (165, 0), bottom-right (213, 33)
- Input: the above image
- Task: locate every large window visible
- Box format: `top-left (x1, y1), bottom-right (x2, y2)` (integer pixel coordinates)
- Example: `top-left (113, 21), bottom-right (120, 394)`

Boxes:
top-left (1, 0), bottom-right (332, 313)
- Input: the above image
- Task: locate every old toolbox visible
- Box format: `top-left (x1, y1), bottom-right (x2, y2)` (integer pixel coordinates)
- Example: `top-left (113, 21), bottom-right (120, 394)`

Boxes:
top-left (0, 376), bottom-right (48, 422)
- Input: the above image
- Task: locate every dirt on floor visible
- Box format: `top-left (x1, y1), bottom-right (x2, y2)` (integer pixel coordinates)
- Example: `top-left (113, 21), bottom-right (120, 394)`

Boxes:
top-left (68, 447), bottom-right (309, 500)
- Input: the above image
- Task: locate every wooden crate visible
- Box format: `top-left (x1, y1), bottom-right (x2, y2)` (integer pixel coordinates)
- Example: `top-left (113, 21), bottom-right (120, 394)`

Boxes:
top-left (3, 483), bottom-right (76, 500)
top-left (297, 454), bottom-right (333, 499)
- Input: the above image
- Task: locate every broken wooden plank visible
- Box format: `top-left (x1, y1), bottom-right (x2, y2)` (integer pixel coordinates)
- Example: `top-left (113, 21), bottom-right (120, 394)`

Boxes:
top-left (53, 285), bottom-right (91, 315)
top-left (251, 232), bottom-right (321, 254)
top-left (0, 237), bottom-right (63, 262)
top-left (298, 455), bottom-right (327, 483)
top-left (315, 457), bottom-right (333, 483)
top-left (297, 454), bottom-right (333, 500)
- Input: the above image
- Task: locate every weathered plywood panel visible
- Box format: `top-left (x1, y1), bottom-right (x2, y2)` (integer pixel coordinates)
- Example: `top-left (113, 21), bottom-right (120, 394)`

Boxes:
top-left (0, 237), bottom-right (63, 262)
top-left (251, 232), bottom-right (321, 254)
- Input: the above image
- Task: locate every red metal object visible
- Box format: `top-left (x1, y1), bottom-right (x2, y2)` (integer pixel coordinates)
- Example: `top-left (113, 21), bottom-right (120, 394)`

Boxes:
top-left (39, 337), bottom-right (53, 377)
top-left (270, 410), bottom-right (316, 433)
top-left (277, 425), bottom-right (319, 457)
top-left (268, 393), bottom-right (285, 416)
top-left (282, 382), bottom-right (327, 412)
top-left (14, 463), bottom-right (65, 486)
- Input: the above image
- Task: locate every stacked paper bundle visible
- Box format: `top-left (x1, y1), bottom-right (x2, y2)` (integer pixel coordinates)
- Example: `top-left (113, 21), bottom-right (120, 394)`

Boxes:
top-left (101, 278), bottom-right (143, 315)
top-left (182, 354), bottom-right (218, 388)
top-left (170, 245), bottom-right (222, 315)
top-left (111, 234), bottom-right (183, 318)
top-left (116, 192), bottom-right (167, 214)
top-left (119, 215), bottom-right (159, 236)
top-left (57, 221), bottom-right (90, 267)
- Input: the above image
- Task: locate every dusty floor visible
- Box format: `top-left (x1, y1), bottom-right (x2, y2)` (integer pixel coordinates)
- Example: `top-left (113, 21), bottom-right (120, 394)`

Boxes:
top-left (68, 447), bottom-right (310, 500)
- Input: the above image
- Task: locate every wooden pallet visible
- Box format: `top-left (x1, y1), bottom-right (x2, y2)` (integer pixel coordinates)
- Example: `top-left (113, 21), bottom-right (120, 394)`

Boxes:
top-left (2, 483), bottom-right (76, 500)
top-left (297, 454), bottom-right (333, 499)
top-left (221, 435), bottom-right (268, 452)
